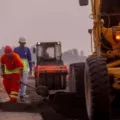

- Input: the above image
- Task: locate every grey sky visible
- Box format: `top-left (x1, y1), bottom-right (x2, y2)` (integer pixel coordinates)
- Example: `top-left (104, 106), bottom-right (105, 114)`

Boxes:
top-left (0, 0), bottom-right (92, 55)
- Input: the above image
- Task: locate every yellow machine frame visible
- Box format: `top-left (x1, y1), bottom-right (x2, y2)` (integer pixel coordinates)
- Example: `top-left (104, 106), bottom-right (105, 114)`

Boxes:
top-left (88, 0), bottom-right (120, 89)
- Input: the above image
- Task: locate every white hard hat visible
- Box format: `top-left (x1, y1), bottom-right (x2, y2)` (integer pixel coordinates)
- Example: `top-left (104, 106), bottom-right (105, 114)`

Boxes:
top-left (19, 36), bottom-right (26, 43)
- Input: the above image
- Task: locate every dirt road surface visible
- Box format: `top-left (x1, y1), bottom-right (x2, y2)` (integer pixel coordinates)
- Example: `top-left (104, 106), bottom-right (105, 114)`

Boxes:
top-left (0, 112), bottom-right (43, 120)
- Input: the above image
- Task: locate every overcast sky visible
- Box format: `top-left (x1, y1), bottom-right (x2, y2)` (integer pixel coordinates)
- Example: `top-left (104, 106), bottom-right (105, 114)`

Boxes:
top-left (0, 0), bottom-right (92, 55)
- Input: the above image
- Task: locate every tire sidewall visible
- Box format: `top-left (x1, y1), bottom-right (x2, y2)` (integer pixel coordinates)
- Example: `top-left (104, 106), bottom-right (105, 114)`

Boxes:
top-left (84, 56), bottom-right (111, 120)
top-left (84, 62), bottom-right (92, 119)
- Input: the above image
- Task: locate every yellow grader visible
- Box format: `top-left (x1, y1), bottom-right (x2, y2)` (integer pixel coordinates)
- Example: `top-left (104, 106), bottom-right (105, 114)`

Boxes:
top-left (78, 0), bottom-right (120, 120)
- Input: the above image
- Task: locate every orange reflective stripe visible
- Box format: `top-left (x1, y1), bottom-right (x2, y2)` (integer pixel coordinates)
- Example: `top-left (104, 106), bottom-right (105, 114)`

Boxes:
top-left (10, 95), bottom-right (18, 99)
top-left (11, 91), bottom-right (18, 95)
top-left (10, 91), bottom-right (19, 99)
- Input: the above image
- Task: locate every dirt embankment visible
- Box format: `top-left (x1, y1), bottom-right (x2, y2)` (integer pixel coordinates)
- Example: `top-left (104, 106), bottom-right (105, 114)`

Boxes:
top-left (0, 77), bottom-right (9, 102)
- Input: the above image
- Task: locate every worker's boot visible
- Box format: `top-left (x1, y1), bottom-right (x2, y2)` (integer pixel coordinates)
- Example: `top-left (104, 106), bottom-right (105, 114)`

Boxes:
top-left (24, 94), bottom-right (29, 98)
top-left (20, 96), bottom-right (24, 102)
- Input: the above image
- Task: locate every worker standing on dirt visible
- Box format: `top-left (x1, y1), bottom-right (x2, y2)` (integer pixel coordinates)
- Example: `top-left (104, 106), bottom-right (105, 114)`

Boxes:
top-left (14, 36), bottom-right (32, 101)
top-left (0, 45), bottom-right (24, 102)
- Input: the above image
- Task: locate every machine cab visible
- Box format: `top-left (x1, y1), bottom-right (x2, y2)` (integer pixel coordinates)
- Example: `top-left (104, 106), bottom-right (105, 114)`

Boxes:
top-left (33, 42), bottom-right (63, 65)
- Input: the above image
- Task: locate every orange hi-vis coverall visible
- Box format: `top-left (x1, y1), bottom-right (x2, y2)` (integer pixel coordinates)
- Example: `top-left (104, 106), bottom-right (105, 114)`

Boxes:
top-left (1, 52), bottom-right (24, 102)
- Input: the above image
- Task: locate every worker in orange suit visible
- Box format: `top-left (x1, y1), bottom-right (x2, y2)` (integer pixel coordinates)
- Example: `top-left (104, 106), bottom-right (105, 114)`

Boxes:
top-left (0, 45), bottom-right (24, 102)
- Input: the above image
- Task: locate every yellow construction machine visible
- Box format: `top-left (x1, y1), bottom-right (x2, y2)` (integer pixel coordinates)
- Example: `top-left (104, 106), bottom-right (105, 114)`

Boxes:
top-left (78, 0), bottom-right (120, 120)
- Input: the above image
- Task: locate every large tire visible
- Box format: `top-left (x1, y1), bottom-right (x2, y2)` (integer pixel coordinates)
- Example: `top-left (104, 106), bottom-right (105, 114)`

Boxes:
top-left (84, 56), bottom-right (111, 120)
top-left (51, 92), bottom-right (88, 119)
top-left (54, 75), bottom-right (66, 90)
top-left (37, 74), bottom-right (53, 89)
top-left (37, 73), bottom-right (66, 90)
top-left (68, 62), bottom-right (85, 93)
top-left (52, 62), bottom-right (88, 119)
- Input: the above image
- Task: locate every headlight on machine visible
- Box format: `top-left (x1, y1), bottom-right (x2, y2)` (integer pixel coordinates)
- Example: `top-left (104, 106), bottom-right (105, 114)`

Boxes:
top-left (112, 26), bottom-right (120, 42)
top-left (114, 32), bottom-right (120, 41)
